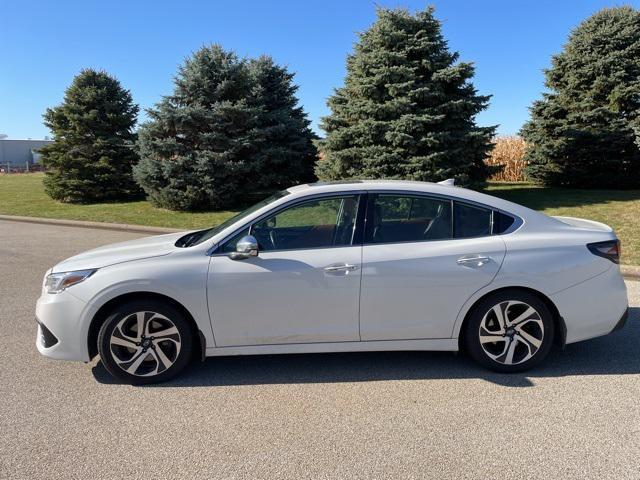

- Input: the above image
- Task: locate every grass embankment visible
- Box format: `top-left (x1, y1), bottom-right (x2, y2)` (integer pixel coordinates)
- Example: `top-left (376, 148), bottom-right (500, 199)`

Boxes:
top-left (1, 174), bottom-right (638, 264)
top-left (0, 173), bottom-right (236, 229)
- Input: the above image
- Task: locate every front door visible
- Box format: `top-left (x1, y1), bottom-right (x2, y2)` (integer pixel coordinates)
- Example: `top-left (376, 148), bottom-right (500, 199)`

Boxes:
top-left (207, 194), bottom-right (364, 347)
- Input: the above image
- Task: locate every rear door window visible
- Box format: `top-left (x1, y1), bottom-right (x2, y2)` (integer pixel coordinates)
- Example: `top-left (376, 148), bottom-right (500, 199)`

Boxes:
top-left (453, 202), bottom-right (493, 238)
top-left (365, 194), bottom-right (452, 244)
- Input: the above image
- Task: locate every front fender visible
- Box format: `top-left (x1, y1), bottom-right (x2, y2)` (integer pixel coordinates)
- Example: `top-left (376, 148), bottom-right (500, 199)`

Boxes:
top-left (71, 254), bottom-right (214, 357)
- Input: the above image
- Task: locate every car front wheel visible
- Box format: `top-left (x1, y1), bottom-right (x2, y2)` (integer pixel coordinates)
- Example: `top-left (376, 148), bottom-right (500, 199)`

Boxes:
top-left (97, 300), bottom-right (193, 384)
top-left (464, 290), bottom-right (555, 372)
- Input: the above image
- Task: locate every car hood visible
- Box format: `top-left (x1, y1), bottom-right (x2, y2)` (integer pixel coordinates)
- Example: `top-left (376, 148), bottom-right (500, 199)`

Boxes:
top-left (51, 231), bottom-right (189, 272)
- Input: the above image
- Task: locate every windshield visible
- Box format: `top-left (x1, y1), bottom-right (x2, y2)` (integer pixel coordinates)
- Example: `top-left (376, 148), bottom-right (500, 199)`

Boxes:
top-left (176, 190), bottom-right (290, 247)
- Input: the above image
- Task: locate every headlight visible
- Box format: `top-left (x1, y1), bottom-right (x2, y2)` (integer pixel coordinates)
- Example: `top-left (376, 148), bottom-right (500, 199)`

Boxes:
top-left (45, 269), bottom-right (97, 294)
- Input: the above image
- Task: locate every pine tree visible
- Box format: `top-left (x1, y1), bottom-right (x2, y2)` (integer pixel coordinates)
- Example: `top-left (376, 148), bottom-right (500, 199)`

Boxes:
top-left (134, 45), bottom-right (259, 211)
top-left (521, 7), bottom-right (640, 188)
top-left (40, 69), bottom-right (140, 202)
top-left (248, 56), bottom-right (318, 190)
top-left (135, 46), bottom-right (318, 211)
top-left (317, 7), bottom-right (495, 188)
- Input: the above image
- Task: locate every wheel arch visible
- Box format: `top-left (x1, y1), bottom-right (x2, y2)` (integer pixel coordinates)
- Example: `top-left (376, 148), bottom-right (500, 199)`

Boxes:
top-left (87, 291), bottom-right (205, 360)
top-left (456, 286), bottom-right (566, 350)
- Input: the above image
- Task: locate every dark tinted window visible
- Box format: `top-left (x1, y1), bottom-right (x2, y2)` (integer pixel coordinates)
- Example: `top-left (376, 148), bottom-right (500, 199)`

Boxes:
top-left (249, 196), bottom-right (360, 251)
top-left (493, 211), bottom-right (516, 234)
top-left (366, 194), bottom-right (452, 244)
top-left (454, 202), bottom-right (492, 238)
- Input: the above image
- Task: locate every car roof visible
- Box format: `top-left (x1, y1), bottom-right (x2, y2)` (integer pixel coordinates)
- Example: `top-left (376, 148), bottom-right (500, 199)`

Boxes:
top-left (286, 180), bottom-right (543, 220)
top-left (202, 180), bottom-right (557, 247)
top-left (288, 179), bottom-right (463, 196)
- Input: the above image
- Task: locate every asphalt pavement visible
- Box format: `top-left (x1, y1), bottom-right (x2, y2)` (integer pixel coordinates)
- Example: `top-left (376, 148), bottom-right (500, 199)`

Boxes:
top-left (1, 219), bottom-right (639, 479)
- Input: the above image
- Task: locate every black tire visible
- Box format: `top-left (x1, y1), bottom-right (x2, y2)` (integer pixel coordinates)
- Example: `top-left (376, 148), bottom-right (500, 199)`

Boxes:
top-left (98, 300), bottom-right (193, 384)
top-left (464, 290), bottom-right (554, 373)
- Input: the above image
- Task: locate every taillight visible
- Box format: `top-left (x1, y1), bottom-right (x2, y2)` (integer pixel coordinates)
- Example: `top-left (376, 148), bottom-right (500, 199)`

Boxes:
top-left (587, 240), bottom-right (621, 264)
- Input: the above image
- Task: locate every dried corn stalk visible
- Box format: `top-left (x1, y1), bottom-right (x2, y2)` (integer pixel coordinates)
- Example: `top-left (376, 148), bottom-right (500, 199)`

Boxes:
top-left (485, 136), bottom-right (528, 182)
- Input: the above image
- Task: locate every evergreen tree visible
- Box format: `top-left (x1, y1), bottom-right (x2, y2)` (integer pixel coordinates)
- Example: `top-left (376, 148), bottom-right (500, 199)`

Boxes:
top-left (521, 7), bottom-right (640, 188)
top-left (134, 45), bottom-right (257, 211)
top-left (317, 7), bottom-right (495, 188)
top-left (40, 69), bottom-right (140, 202)
top-left (248, 56), bottom-right (318, 190)
top-left (135, 46), bottom-right (318, 211)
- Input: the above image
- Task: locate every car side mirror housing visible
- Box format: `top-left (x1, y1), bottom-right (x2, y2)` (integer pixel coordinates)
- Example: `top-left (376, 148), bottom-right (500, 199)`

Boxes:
top-left (229, 235), bottom-right (259, 260)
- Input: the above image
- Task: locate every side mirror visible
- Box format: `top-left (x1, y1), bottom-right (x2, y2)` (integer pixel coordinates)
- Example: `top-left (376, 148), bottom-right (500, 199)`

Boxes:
top-left (229, 235), bottom-right (259, 260)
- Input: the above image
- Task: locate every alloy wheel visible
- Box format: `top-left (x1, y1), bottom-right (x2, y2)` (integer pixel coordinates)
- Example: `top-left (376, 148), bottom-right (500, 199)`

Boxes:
top-left (109, 311), bottom-right (182, 377)
top-left (478, 300), bottom-right (545, 366)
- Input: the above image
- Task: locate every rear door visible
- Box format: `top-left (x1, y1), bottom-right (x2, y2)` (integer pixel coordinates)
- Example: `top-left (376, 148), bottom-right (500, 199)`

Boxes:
top-left (359, 192), bottom-right (506, 340)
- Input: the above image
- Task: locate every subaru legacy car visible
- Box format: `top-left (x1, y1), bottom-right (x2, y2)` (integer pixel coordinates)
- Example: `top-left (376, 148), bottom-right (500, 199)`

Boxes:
top-left (36, 180), bottom-right (629, 384)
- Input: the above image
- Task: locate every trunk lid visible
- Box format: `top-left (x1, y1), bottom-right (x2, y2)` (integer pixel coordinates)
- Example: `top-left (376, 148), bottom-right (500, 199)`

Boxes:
top-left (551, 216), bottom-right (613, 233)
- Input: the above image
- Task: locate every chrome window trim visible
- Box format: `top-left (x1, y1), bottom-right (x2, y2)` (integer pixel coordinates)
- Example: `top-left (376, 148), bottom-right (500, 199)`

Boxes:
top-left (207, 188), bottom-right (523, 255)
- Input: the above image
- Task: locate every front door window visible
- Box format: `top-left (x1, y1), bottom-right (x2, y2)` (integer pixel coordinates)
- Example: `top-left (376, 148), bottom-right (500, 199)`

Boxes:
top-left (250, 195), bottom-right (360, 251)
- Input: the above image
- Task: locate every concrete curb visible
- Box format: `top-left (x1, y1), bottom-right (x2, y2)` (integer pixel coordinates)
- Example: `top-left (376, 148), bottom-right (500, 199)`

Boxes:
top-left (621, 265), bottom-right (640, 281)
top-left (0, 214), bottom-right (181, 235)
top-left (1, 213), bottom-right (639, 280)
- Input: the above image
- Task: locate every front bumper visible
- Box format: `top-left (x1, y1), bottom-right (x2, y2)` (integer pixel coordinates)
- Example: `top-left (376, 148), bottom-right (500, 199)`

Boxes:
top-left (35, 290), bottom-right (91, 362)
top-left (36, 319), bottom-right (59, 348)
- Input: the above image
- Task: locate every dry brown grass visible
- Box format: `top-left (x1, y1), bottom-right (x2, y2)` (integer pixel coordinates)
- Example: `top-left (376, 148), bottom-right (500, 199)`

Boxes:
top-left (486, 136), bottom-right (528, 182)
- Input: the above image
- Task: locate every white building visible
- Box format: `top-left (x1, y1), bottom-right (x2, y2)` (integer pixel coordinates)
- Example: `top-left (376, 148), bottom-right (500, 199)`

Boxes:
top-left (0, 138), bottom-right (53, 171)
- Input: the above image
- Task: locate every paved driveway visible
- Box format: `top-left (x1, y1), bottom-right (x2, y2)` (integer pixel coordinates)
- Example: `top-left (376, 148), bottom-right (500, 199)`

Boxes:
top-left (1, 220), bottom-right (638, 479)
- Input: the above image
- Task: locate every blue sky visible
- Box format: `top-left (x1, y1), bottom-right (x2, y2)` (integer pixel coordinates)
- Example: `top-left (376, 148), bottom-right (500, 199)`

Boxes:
top-left (1, 0), bottom-right (638, 139)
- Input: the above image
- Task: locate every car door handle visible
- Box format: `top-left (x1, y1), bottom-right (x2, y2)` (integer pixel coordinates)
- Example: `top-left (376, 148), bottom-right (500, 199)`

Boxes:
top-left (457, 255), bottom-right (491, 267)
top-left (324, 264), bottom-right (359, 273)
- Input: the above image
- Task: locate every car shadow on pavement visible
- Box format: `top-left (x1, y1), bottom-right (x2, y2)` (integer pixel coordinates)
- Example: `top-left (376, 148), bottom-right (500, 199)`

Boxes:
top-left (92, 307), bottom-right (639, 388)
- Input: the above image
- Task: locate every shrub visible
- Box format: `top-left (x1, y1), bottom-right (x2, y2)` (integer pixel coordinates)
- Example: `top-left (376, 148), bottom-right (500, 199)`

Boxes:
top-left (40, 69), bottom-right (140, 202)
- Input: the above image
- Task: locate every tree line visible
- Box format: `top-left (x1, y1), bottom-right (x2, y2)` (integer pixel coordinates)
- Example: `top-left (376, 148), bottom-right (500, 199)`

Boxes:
top-left (41, 6), bottom-right (640, 211)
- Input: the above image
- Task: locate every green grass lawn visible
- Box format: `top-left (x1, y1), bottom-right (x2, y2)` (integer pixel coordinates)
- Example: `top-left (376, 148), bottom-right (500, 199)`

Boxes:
top-left (0, 173), bottom-right (237, 230)
top-left (1, 173), bottom-right (639, 264)
top-left (488, 182), bottom-right (640, 265)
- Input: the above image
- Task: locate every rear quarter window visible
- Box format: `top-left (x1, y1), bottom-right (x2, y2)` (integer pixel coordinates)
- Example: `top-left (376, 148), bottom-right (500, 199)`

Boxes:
top-left (493, 211), bottom-right (516, 234)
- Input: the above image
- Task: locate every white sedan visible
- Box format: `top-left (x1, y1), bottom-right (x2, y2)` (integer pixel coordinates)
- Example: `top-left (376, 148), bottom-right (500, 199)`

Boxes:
top-left (36, 180), bottom-right (629, 384)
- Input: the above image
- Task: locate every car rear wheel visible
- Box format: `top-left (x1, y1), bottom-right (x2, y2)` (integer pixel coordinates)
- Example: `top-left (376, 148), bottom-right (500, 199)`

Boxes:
top-left (97, 300), bottom-right (193, 384)
top-left (464, 290), bottom-right (554, 372)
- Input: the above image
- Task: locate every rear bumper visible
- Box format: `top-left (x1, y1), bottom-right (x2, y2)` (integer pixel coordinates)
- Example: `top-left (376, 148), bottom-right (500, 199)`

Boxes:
top-left (551, 266), bottom-right (629, 344)
top-left (610, 307), bottom-right (629, 333)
